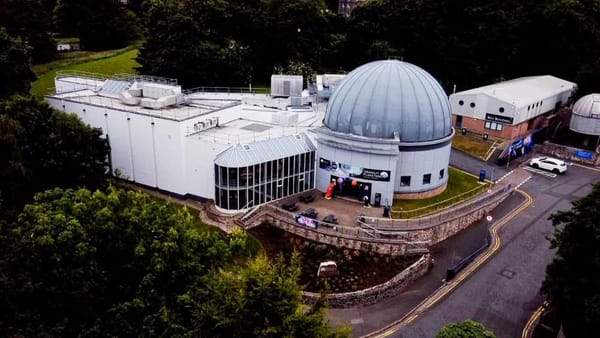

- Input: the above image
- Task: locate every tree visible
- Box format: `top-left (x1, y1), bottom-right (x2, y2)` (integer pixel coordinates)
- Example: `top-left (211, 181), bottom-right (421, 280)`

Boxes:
top-left (541, 182), bottom-right (600, 337)
top-left (0, 186), bottom-right (348, 337)
top-left (436, 319), bottom-right (496, 338)
top-left (0, 0), bottom-right (56, 63)
top-left (0, 95), bottom-right (109, 218)
top-left (53, 0), bottom-right (138, 51)
top-left (137, 0), bottom-right (253, 87)
top-left (0, 28), bottom-right (36, 100)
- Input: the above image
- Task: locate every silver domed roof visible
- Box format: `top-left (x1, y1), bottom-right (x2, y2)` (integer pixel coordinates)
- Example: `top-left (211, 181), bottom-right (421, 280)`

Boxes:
top-left (573, 94), bottom-right (600, 117)
top-left (324, 60), bottom-right (452, 141)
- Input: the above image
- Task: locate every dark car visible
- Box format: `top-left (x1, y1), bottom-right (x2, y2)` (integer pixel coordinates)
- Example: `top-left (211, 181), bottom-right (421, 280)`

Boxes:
top-left (301, 208), bottom-right (318, 219)
top-left (299, 193), bottom-right (315, 203)
top-left (322, 214), bottom-right (338, 225)
top-left (282, 200), bottom-right (299, 212)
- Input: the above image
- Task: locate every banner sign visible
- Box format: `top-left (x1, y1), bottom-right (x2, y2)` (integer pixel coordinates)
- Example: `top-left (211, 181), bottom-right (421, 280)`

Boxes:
top-left (575, 150), bottom-right (593, 160)
top-left (295, 215), bottom-right (318, 228)
top-left (485, 113), bottom-right (513, 124)
top-left (319, 158), bottom-right (391, 182)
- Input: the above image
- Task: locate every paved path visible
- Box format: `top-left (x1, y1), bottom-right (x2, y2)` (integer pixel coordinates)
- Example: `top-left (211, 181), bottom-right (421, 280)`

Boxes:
top-left (381, 164), bottom-right (600, 338)
top-left (325, 168), bottom-right (532, 337)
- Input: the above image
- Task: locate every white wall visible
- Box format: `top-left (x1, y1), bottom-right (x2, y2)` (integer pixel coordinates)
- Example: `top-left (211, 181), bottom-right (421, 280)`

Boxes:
top-left (394, 142), bottom-right (451, 193)
top-left (46, 97), bottom-right (188, 196)
top-left (316, 138), bottom-right (398, 204)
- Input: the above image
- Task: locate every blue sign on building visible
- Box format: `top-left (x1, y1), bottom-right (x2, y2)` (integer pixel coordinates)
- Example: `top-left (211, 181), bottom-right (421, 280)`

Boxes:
top-left (575, 150), bottom-right (593, 160)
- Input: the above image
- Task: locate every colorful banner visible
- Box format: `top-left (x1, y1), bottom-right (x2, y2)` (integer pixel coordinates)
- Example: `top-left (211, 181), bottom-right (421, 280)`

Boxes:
top-left (319, 158), bottom-right (391, 182)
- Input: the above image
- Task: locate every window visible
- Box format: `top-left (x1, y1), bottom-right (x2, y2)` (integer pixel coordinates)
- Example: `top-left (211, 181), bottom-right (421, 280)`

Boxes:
top-left (499, 107), bottom-right (504, 113)
top-left (485, 121), bottom-right (503, 131)
top-left (400, 176), bottom-right (411, 186)
top-left (470, 102), bottom-right (476, 108)
top-left (458, 100), bottom-right (464, 106)
top-left (423, 173), bottom-right (431, 184)
top-left (439, 169), bottom-right (444, 179)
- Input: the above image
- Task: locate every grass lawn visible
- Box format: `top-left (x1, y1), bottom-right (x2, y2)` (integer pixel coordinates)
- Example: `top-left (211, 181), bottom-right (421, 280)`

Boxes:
top-left (30, 45), bottom-right (141, 99)
top-left (392, 166), bottom-right (488, 218)
top-left (452, 132), bottom-right (502, 159)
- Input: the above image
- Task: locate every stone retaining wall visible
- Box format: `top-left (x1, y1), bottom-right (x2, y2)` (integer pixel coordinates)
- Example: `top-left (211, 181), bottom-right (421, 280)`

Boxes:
top-left (536, 142), bottom-right (600, 166)
top-left (302, 254), bottom-right (432, 308)
top-left (248, 189), bottom-right (509, 255)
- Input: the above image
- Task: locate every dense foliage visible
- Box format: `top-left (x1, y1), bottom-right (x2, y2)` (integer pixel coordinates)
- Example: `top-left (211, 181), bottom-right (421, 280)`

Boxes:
top-left (0, 0), bottom-right (56, 62)
top-left (136, 0), bottom-right (600, 94)
top-left (53, 0), bottom-right (138, 51)
top-left (0, 187), bottom-right (349, 337)
top-left (436, 319), bottom-right (496, 338)
top-left (0, 28), bottom-right (36, 99)
top-left (541, 182), bottom-right (600, 337)
top-left (0, 96), bottom-right (109, 219)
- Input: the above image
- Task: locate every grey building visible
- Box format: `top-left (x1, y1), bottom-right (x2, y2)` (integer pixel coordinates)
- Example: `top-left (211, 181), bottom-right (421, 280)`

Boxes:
top-left (315, 60), bottom-right (454, 206)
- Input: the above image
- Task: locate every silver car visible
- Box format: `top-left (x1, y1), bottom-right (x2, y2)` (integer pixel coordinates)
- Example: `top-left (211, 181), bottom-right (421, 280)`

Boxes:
top-left (529, 156), bottom-right (567, 174)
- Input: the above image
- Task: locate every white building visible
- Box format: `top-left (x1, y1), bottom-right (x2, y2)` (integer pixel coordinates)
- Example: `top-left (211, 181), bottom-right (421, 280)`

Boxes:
top-left (450, 76), bottom-right (577, 140)
top-left (316, 60), bottom-right (454, 204)
top-left (46, 60), bottom-right (456, 212)
top-left (46, 73), bottom-right (320, 211)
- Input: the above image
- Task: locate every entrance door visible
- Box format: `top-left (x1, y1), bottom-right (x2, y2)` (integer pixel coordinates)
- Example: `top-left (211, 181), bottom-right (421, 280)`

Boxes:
top-left (330, 175), bottom-right (372, 202)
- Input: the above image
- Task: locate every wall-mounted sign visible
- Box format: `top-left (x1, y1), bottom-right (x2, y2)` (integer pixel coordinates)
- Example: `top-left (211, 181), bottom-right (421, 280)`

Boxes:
top-left (319, 158), bottom-right (391, 182)
top-left (575, 150), bottom-right (593, 160)
top-left (485, 113), bottom-right (513, 125)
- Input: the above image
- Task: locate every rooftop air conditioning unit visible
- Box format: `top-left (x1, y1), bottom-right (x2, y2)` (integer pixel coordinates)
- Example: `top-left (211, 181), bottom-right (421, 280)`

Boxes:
top-left (271, 75), bottom-right (303, 97)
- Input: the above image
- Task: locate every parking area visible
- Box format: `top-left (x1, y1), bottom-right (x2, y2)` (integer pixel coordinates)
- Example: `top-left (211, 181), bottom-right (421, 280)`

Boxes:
top-left (277, 190), bottom-right (389, 227)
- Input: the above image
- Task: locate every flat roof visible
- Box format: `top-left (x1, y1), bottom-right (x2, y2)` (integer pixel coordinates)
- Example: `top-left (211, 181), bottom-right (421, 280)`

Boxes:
top-left (451, 75), bottom-right (577, 107)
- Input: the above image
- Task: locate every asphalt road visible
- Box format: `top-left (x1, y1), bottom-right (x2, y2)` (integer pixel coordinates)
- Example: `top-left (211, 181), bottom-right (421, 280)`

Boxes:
top-left (393, 161), bottom-right (600, 337)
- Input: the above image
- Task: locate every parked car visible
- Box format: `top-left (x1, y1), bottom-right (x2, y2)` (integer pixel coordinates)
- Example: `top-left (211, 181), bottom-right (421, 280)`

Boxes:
top-left (322, 214), bottom-right (338, 225)
top-left (301, 208), bottom-right (318, 219)
top-left (529, 156), bottom-right (567, 174)
top-left (282, 200), bottom-right (299, 212)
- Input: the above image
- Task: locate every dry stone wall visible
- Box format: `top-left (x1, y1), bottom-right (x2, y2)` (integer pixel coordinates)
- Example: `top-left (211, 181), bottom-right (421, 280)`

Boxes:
top-left (302, 254), bottom-right (432, 308)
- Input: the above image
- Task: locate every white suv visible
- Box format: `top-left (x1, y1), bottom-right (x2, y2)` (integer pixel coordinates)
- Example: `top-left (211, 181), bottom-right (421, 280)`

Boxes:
top-left (529, 157), bottom-right (567, 174)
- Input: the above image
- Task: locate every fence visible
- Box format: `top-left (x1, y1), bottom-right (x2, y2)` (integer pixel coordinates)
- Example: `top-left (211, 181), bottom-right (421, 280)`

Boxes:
top-left (391, 184), bottom-right (489, 218)
top-left (359, 184), bottom-right (511, 231)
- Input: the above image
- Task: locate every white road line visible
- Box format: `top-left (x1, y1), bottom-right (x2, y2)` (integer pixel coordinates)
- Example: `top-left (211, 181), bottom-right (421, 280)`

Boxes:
top-left (521, 166), bottom-right (557, 178)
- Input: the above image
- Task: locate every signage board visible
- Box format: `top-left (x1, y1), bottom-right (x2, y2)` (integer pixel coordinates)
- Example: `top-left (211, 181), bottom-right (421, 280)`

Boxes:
top-left (319, 158), bottom-right (391, 182)
top-left (485, 113), bottom-right (514, 125)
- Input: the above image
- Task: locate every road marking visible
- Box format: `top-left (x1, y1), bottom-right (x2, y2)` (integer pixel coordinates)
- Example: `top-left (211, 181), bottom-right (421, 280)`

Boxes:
top-left (521, 301), bottom-right (548, 338)
top-left (522, 166), bottom-right (557, 177)
top-left (361, 190), bottom-right (534, 338)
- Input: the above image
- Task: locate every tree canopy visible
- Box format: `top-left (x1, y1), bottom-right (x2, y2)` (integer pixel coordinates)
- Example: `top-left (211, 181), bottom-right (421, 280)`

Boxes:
top-left (0, 28), bottom-right (36, 100)
top-left (0, 0), bottom-right (56, 62)
top-left (0, 186), bottom-right (349, 337)
top-left (0, 95), bottom-right (109, 219)
top-left (436, 319), bottom-right (496, 338)
top-left (134, 0), bottom-right (600, 94)
top-left (541, 182), bottom-right (600, 337)
top-left (53, 0), bottom-right (138, 51)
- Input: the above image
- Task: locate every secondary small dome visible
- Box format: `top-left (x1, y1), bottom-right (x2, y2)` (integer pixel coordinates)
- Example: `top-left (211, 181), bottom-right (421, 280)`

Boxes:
top-left (573, 94), bottom-right (600, 117)
top-left (324, 60), bottom-right (452, 142)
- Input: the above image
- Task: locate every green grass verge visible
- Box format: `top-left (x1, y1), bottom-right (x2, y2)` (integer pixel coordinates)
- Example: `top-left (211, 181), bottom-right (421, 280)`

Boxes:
top-left (452, 133), bottom-right (502, 159)
top-left (392, 166), bottom-right (489, 218)
top-left (30, 45), bottom-right (141, 99)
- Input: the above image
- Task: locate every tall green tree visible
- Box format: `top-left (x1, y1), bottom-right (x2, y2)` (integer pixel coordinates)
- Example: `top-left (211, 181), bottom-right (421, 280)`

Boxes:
top-left (0, 28), bottom-right (36, 100)
top-left (541, 182), bottom-right (600, 337)
top-left (53, 0), bottom-right (138, 51)
top-left (137, 0), bottom-right (253, 87)
top-left (436, 319), bottom-right (496, 338)
top-left (0, 95), bottom-right (109, 218)
top-left (0, 0), bottom-right (56, 63)
top-left (0, 186), bottom-right (348, 337)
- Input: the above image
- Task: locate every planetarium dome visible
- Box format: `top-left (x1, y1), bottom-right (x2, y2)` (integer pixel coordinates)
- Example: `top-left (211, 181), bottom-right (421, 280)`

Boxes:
top-left (572, 94), bottom-right (600, 117)
top-left (324, 59), bottom-right (452, 142)
top-left (570, 93), bottom-right (600, 136)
